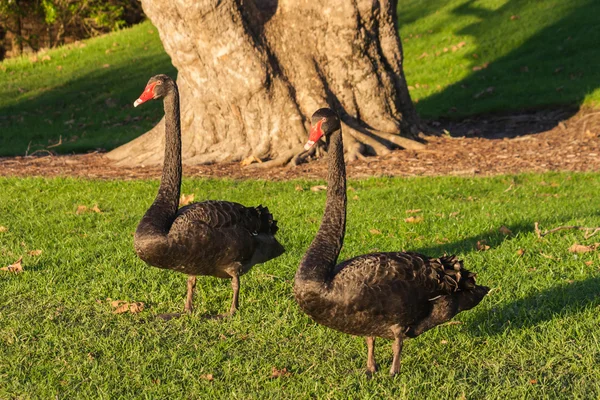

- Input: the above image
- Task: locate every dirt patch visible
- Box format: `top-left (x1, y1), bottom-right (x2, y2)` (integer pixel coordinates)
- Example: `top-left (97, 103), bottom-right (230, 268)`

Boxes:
top-left (1, 108), bottom-right (599, 181)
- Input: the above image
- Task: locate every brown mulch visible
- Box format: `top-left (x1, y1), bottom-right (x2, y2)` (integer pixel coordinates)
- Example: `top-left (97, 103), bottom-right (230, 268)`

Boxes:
top-left (1, 108), bottom-right (600, 181)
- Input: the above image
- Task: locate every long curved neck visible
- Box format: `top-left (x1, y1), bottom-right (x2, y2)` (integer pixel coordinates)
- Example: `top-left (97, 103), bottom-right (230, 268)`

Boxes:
top-left (297, 129), bottom-right (346, 283)
top-left (137, 86), bottom-right (182, 237)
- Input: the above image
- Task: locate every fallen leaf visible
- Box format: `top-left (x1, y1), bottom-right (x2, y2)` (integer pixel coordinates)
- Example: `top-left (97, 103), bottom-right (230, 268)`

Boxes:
top-left (511, 15), bottom-right (521, 20)
top-left (179, 193), bottom-right (195, 206)
top-left (240, 155), bottom-right (262, 167)
top-left (28, 250), bottom-right (42, 256)
top-left (449, 211), bottom-right (460, 218)
top-left (110, 300), bottom-right (145, 314)
top-left (76, 205), bottom-right (88, 214)
top-left (404, 216), bottom-right (423, 223)
top-left (310, 185), bottom-right (327, 192)
top-left (369, 229), bottom-right (381, 235)
top-left (568, 243), bottom-right (598, 253)
top-left (1, 257), bottom-right (23, 273)
top-left (499, 226), bottom-right (512, 235)
top-left (102, 64), bottom-right (110, 68)
top-left (516, 249), bottom-right (525, 256)
top-left (585, 261), bottom-right (593, 266)
top-left (113, 304), bottom-right (130, 314)
top-left (529, 379), bottom-right (537, 384)
top-left (0, 226), bottom-right (8, 232)
top-left (476, 241), bottom-right (490, 251)
top-left (128, 302), bottom-right (145, 313)
top-left (294, 185), bottom-right (304, 191)
top-left (405, 209), bottom-right (422, 214)
top-left (271, 367), bottom-right (291, 378)
top-left (91, 205), bottom-right (102, 213)
top-left (440, 340), bottom-right (448, 344)
top-left (200, 374), bottom-right (214, 382)
top-left (42, 55), bottom-right (51, 61)
top-left (352, 195), bottom-right (359, 200)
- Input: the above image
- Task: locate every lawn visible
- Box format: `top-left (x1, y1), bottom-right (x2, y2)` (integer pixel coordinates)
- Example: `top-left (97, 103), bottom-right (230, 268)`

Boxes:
top-left (1, 0), bottom-right (599, 156)
top-left (1, 173), bottom-right (600, 398)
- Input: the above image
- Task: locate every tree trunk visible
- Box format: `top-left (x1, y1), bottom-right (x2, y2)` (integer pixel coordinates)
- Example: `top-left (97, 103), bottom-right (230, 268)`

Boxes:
top-left (107, 0), bottom-right (424, 167)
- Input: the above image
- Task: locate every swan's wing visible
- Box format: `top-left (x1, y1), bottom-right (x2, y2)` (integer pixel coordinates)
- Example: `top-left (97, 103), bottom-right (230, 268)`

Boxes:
top-left (175, 200), bottom-right (277, 235)
top-left (333, 252), bottom-right (477, 301)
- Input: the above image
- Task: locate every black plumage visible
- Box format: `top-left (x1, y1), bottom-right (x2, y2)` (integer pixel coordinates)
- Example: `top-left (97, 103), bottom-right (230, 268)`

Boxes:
top-left (133, 75), bottom-right (284, 317)
top-left (294, 108), bottom-right (489, 376)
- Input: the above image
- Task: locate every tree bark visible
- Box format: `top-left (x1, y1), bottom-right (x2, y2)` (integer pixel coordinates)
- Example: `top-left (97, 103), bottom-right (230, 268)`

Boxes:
top-left (107, 0), bottom-right (424, 167)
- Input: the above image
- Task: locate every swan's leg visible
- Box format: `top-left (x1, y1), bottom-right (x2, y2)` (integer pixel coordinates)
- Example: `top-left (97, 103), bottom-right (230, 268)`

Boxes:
top-left (184, 275), bottom-right (197, 313)
top-left (389, 333), bottom-right (404, 377)
top-left (229, 274), bottom-right (240, 315)
top-left (366, 336), bottom-right (377, 375)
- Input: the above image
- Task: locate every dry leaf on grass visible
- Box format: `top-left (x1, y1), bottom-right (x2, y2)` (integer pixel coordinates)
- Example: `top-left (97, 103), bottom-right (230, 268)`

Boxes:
top-left (585, 261), bottom-right (593, 266)
top-left (310, 185), bottom-right (327, 192)
top-left (76, 205), bottom-right (102, 214)
top-left (111, 300), bottom-right (145, 314)
top-left (440, 340), bottom-right (448, 344)
top-left (179, 193), bottom-right (195, 206)
top-left (76, 205), bottom-right (88, 214)
top-left (369, 229), bottom-right (381, 235)
top-left (405, 209), bottom-right (422, 214)
top-left (529, 379), bottom-right (538, 385)
top-left (200, 374), bottom-right (214, 382)
top-left (0, 226), bottom-right (8, 232)
top-left (294, 185), bottom-right (304, 191)
top-left (1, 257), bottom-right (23, 273)
top-left (271, 367), bottom-right (291, 378)
top-left (499, 226), bottom-right (512, 235)
top-left (404, 216), bottom-right (423, 223)
top-left (28, 250), bottom-right (42, 256)
top-left (476, 241), bottom-right (490, 251)
top-left (568, 243), bottom-right (599, 253)
top-left (516, 249), bottom-right (525, 256)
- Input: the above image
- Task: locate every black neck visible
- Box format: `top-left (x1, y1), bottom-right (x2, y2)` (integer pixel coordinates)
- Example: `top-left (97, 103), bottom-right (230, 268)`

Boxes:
top-left (297, 129), bottom-right (346, 283)
top-left (137, 87), bottom-right (181, 236)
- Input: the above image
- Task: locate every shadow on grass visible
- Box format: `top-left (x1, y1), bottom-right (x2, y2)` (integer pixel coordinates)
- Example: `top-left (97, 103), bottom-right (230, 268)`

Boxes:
top-left (470, 276), bottom-right (600, 336)
top-left (410, 220), bottom-right (535, 256)
top-left (0, 53), bottom-right (175, 156)
top-left (414, 0), bottom-right (600, 122)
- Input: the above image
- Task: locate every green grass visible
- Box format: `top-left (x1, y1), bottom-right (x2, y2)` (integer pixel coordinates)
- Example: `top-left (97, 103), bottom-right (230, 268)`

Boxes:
top-left (0, 21), bottom-right (175, 157)
top-left (1, 172), bottom-right (600, 398)
top-left (398, 0), bottom-right (600, 117)
top-left (1, 0), bottom-right (600, 156)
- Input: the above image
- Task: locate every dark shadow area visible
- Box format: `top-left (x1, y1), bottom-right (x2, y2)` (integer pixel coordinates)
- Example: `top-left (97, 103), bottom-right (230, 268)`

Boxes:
top-left (468, 276), bottom-right (600, 336)
top-left (412, 0), bottom-right (600, 134)
top-left (410, 220), bottom-right (534, 257)
top-left (0, 52), bottom-right (176, 156)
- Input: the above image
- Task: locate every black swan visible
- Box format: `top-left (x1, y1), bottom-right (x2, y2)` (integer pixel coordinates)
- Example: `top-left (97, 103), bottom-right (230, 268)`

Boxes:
top-left (294, 108), bottom-right (489, 376)
top-left (132, 74), bottom-right (285, 317)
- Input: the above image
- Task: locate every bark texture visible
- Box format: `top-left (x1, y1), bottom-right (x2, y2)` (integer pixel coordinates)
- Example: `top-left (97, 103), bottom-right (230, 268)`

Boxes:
top-left (107, 0), bottom-right (424, 167)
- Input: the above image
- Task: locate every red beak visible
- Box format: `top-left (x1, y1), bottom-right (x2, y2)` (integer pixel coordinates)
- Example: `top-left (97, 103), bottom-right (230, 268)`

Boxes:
top-left (304, 119), bottom-right (325, 150)
top-left (133, 81), bottom-right (158, 107)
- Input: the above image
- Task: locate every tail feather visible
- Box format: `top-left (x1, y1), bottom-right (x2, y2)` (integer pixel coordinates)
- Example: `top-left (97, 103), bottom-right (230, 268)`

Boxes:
top-left (255, 205), bottom-right (279, 236)
top-left (430, 255), bottom-right (478, 291)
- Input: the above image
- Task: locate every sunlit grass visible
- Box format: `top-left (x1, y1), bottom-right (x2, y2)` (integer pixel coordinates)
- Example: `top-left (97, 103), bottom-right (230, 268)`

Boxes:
top-left (398, 0), bottom-right (600, 117)
top-left (1, 172), bottom-right (599, 398)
